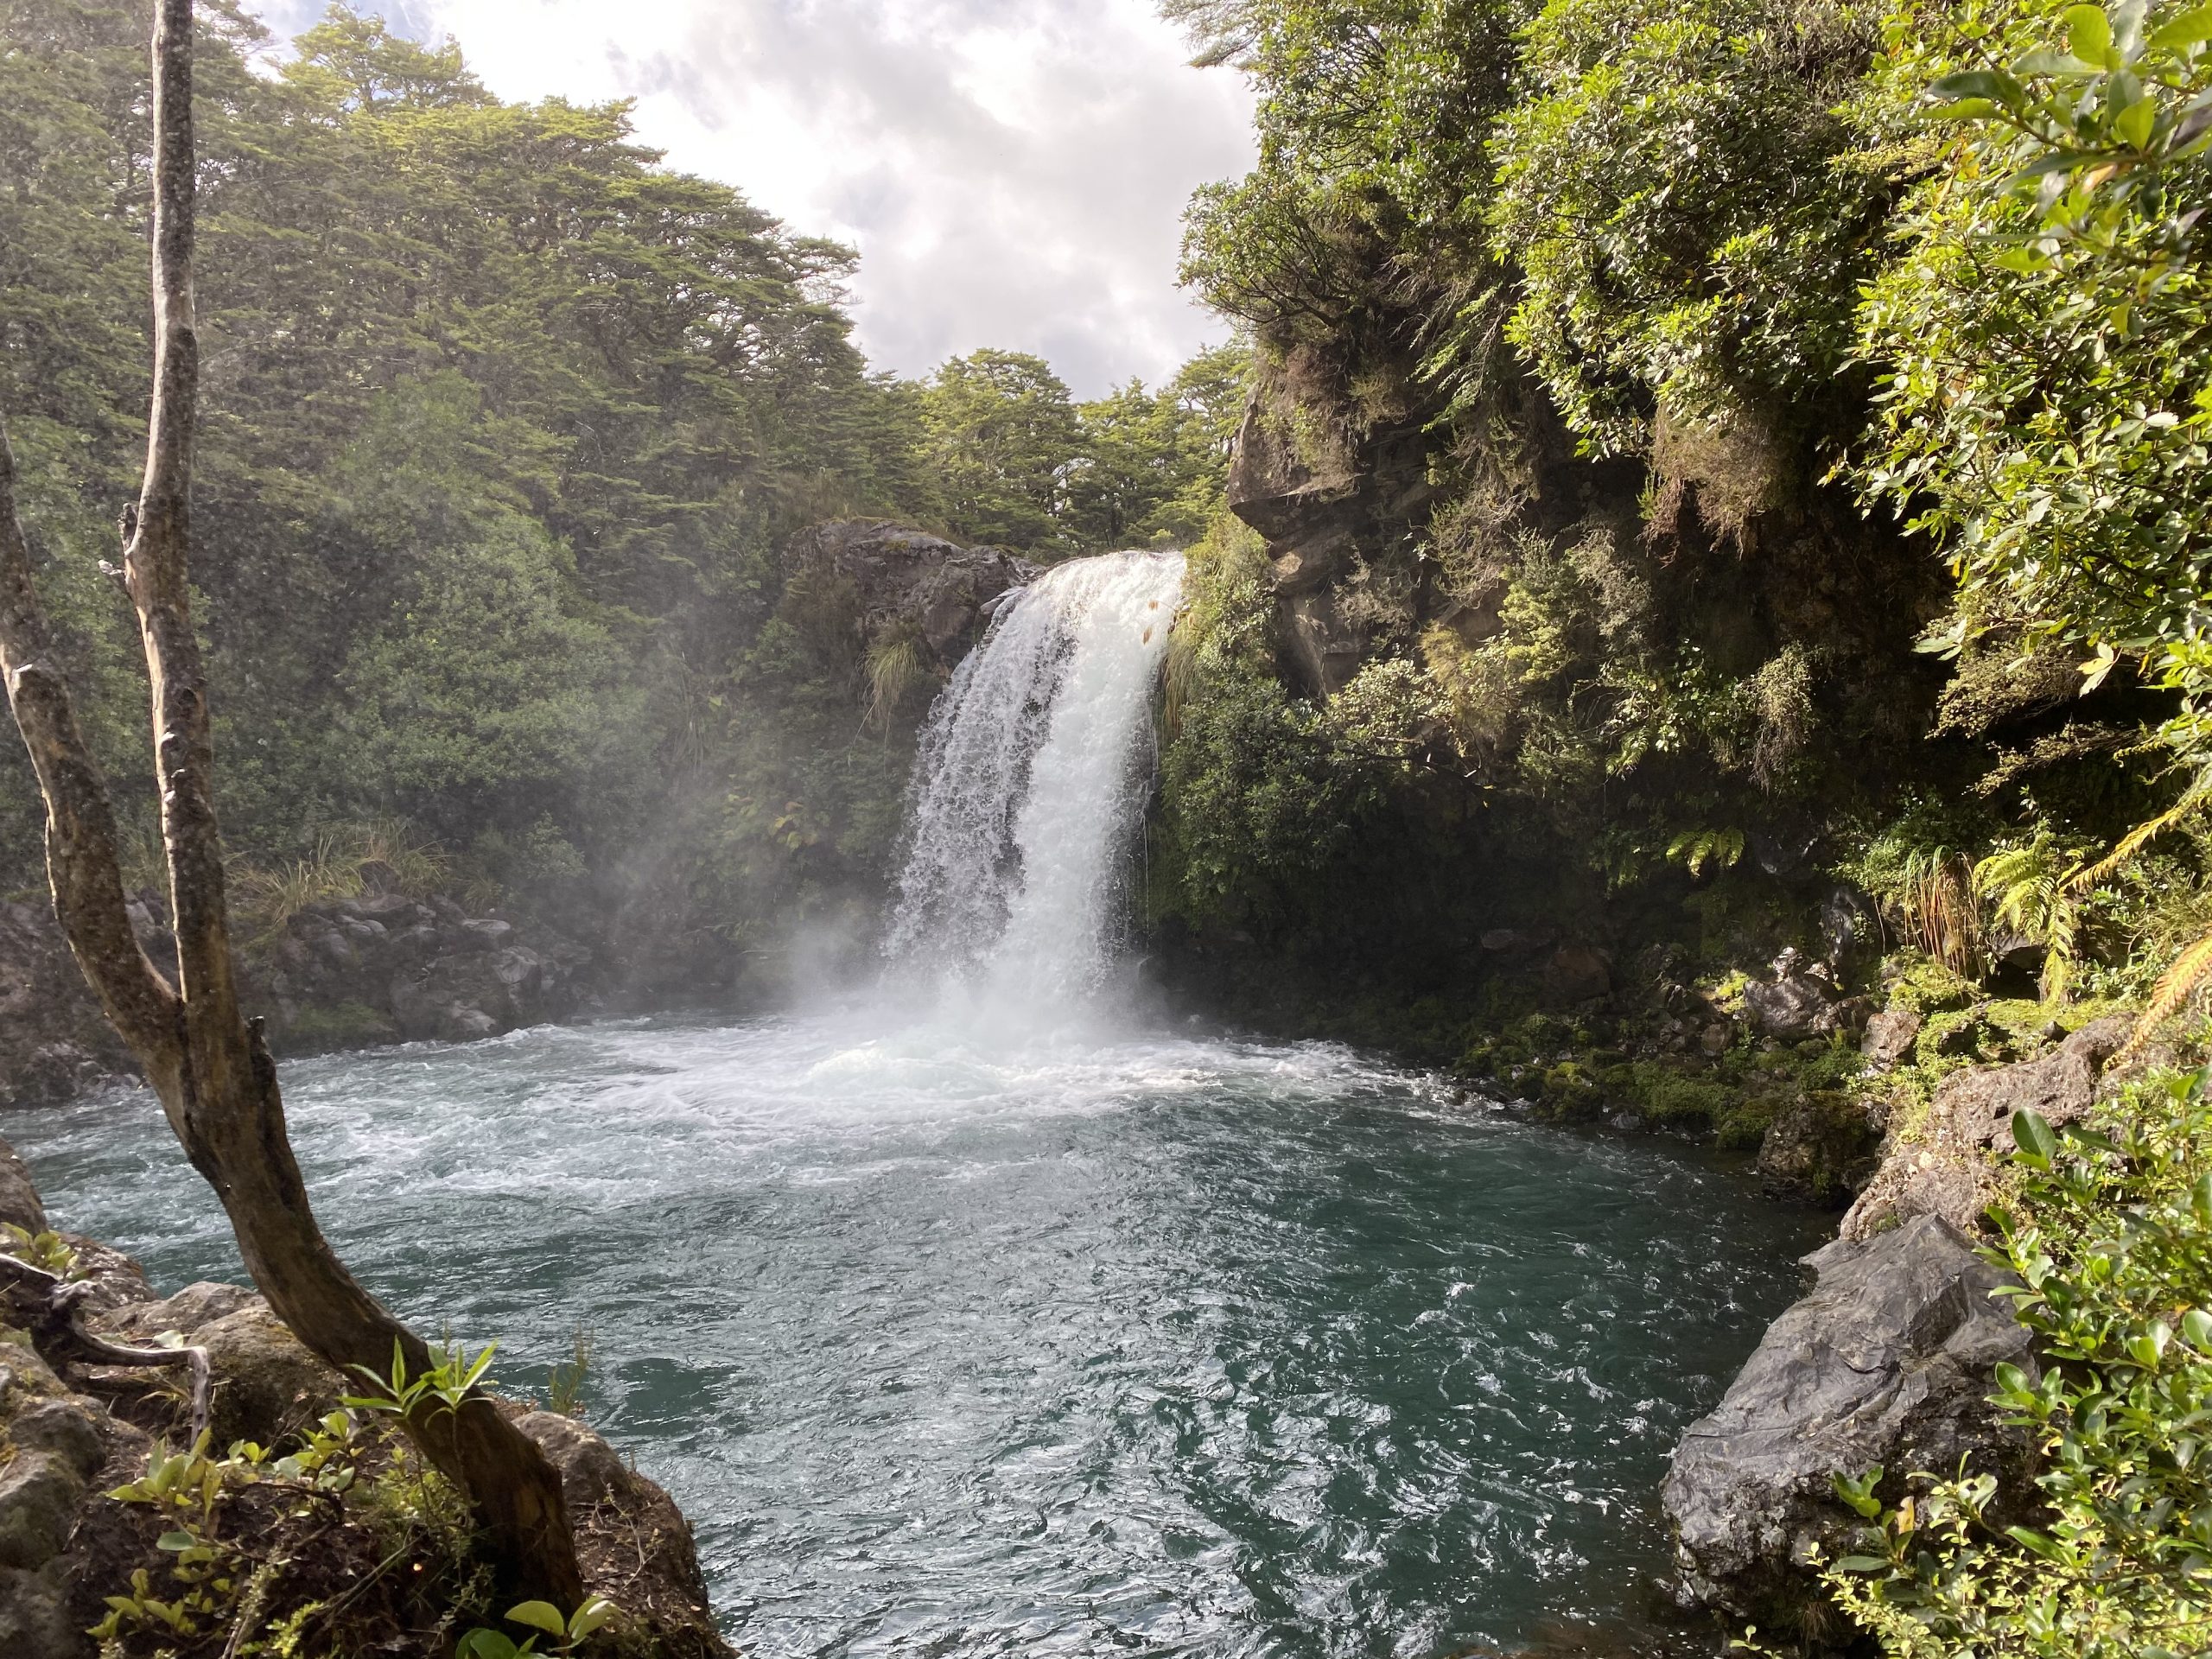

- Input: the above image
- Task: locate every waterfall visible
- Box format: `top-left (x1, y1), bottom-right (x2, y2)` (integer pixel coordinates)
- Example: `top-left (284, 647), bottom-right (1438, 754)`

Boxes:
top-left (886, 548), bottom-right (1184, 1002)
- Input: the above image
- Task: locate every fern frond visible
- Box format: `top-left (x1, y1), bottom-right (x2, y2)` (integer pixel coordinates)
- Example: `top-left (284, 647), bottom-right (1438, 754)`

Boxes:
top-left (2118, 924), bottom-right (2212, 1065)
top-left (2068, 779), bottom-right (2212, 892)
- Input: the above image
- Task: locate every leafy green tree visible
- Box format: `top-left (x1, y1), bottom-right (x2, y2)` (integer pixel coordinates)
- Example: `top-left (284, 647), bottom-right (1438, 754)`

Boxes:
top-left (0, 0), bottom-right (938, 950)
top-left (1068, 342), bottom-right (1250, 547)
top-left (1489, 0), bottom-right (1889, 452)
top-left (918, 349), bottom-right (1084, 551)
top-left (1860, 0), bottom-right (2212, 776)
top-left (1822, 1075), bottom-right (2212, 1657)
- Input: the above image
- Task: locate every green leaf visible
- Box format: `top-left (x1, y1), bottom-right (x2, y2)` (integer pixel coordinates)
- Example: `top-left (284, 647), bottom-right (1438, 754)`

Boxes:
top-left (2115, 94), bottom-right (2158, 149)
top-left (1834, 1554), bottom-right (1892, 1573)
top-left (156, 1530), bottom-right (197, 1553)
top-left (2067, 4), bottom-right (2116, 66)
top-left (2012, 1109), bottom-right (2059, 1166)
top-left (2183, 1308), bottom-right (2212, 1351)
top-left (505, 1601), bottom-right (569, 1639)
top-left (2148, 5), bottom-right (2212, 48)
top-left (1931, 69), bottom-right (2026, 110)
top-left (567, 1596), bottom-right (618, 1640)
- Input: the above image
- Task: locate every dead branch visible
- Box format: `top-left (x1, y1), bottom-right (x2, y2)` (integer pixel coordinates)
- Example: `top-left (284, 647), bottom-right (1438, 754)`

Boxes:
top-left (0, 0), bottom-right (582, 1605)
top-left (0, 1255), bottom-right (212, 1440)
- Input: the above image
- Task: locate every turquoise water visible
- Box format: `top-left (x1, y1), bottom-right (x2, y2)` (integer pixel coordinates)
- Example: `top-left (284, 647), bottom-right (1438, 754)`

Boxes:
top-left (3, 1014), bottom-right (1820, 1656)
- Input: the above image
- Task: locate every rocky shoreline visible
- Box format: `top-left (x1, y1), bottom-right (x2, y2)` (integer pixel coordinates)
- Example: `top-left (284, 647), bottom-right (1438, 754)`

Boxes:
top-left (1657, 1014), bottom-right (2145, 1644)
top-left (0, 1147), bottom-right (729, 1659)
top-left (0, 890), bottom-right (595, 1111)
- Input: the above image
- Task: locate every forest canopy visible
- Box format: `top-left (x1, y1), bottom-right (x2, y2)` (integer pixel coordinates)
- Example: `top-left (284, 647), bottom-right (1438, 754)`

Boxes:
top-left (0, 0), bottom-right (1243, 958)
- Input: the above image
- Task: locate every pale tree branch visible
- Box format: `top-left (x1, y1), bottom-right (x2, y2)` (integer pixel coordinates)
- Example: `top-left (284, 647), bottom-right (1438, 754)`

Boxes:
top-left (0, 0), bottom-right (583, 1605)
top-left (0, 434), bottom-right (184, 1084)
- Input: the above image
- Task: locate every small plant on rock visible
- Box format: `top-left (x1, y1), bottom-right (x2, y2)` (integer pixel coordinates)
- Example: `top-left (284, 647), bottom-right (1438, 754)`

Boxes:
top-left (456, 1593), bottom-right (620, 1658)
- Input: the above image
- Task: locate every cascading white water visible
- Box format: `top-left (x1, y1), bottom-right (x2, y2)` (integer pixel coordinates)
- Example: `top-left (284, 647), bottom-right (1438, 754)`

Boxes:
top-left (886, 548), bottom-right (1184, 1001)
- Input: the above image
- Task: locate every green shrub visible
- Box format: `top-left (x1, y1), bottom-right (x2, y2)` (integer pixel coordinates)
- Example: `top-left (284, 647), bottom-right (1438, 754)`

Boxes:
top-left (1821, 1070), bottom-right (2212, 1656)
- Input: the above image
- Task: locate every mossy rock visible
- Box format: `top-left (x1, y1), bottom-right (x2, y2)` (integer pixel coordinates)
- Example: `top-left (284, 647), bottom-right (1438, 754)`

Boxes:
top-left (1515, 1014), bottom-right (1569, 1050)
top-left (1917, 1007), bottom-right (1992, 1065)
top-left (1535, 1061), bottom-right (1605, 1117)
top-left (1715, 1099), bottom-right (1775, 1150)
top-left (1643, 1070), bottom-right (1732, 1128)
top-left (1886, 959), bottom-right (1979, 1016)
top-left (278, 1000), bottom-right (398, 1053)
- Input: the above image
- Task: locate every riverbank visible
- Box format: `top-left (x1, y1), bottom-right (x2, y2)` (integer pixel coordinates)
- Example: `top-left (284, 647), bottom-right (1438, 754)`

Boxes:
top-left (0, 1141), bottom-right (729, 1659)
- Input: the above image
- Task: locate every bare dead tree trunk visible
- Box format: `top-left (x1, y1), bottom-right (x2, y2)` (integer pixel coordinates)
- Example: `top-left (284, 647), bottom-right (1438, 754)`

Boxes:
top-left (0, 0), bottom-right (582, 1607)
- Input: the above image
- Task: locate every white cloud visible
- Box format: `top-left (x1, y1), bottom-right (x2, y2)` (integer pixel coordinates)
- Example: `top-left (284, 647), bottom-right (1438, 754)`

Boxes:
top-left (257, 0), bottom-right (1256, 397)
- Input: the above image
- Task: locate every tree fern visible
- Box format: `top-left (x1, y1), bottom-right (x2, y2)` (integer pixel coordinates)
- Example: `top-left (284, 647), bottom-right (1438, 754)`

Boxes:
top-left (2119, 926), bottom-right (2212, 1065)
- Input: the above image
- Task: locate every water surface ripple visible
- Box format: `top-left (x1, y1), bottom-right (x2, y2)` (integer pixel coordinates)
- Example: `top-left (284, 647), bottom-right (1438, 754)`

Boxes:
top-left (5, 1014), bottom-right (1821, 1657)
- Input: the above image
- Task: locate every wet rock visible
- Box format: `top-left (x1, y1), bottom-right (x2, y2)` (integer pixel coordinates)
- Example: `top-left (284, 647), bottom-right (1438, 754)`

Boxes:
top-left (517, 1411), bottom-right (733, 1659)
top-left (451, 918), bottom-right (514, 951)
top-left (1754, 1090), bottom-right (1881, 1203)
top-left (1818, 887), bottom-right (1874, 965)
top-left (1664, 1214), bottom-right (2035, 1625)
top-left (1540, 944), bottom-right (1613, 1007)
top-left (0, 1136), bottom-right (46, 1235)
top-left (1859, 1007), bottom-right (1922, 1071)
top-left (1747, 825), bottom-right (1820, 878)
top-left (1842, 1015), bottom-right (2131, 1242)
top-left (1740, 949), bottom-right (1842, 1041)
top-left (387, 935), bottom-right (584, 1044)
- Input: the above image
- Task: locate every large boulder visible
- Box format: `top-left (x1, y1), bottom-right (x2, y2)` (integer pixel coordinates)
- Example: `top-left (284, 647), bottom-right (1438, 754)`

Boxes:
top-left (1841, 1015), bottom-right (2130, 1243)
top-left (1663, 1214), bottom-right (2035, 1627)
top-left (1739, 949), bottom-right (1864, 1042)
top-left (1753, 1090), bottom-right (1882, 1203)
top-left (0, 1136), bottom-right (46, 1235)
top-left (102, 1284), bottom-right (344, 1449)
top-left (1663, 1211), bottom-right (2025, 1628)
top-left (0, 901), bottom-right (134, 1109)
top-left (1859, 1007), bottom-right (1922, 1071)
top-left (255, 893), bottom-right (593, 1053)
top-left (0, 1341), bottom-right (146, 1659)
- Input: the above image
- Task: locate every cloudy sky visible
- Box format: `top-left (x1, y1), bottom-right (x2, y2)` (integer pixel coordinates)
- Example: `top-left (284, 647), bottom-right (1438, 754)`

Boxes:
top-left (252, 0), bottom-right (1258, 397)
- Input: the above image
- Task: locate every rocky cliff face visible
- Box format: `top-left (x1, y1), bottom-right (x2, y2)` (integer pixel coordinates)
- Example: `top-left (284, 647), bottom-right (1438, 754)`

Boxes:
top-left (1221, 362), bottom-right (1439, 696)
top-left (780, 519), bottom-right (1038, 667)
top-left (250, 891), bottom-right (594, 1050)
